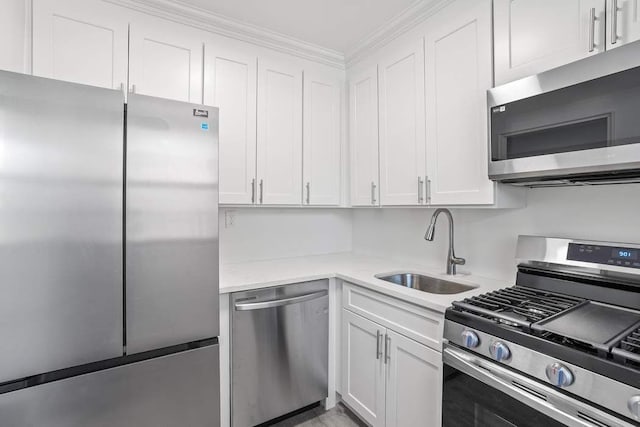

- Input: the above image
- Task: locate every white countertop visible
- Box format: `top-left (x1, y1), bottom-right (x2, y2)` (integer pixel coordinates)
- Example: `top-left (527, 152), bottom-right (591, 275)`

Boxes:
top-left (221, 252), bottom-right (510, 313)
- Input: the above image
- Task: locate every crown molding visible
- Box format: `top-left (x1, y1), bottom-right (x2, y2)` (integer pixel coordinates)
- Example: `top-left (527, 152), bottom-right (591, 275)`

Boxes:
top-left (345, 0), bottom-right (455, 69)
top-left (104, 0), bottom-right (346, 69)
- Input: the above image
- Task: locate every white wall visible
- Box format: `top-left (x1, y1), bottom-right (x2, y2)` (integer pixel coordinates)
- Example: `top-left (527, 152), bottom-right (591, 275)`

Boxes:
top-left (352, 184), bottom-right (640, 282)
top-left (219, 208), bottom-right (353, 264)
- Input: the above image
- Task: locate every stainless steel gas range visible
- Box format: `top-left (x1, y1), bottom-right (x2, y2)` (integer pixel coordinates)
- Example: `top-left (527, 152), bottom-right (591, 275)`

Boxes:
top-left (443, 235), bottom-right (640, 427)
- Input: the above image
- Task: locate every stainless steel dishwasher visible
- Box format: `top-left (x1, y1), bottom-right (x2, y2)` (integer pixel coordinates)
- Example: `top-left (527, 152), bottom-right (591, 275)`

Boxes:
top-left (231, 280), bottom-right (329, 427)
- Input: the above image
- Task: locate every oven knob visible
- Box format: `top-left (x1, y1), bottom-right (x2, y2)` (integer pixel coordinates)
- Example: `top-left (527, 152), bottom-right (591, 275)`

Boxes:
top-left (628, 395), bottom-right (640, 419)
top-left (461, 330), bottom-right (480, 348)
top-left (489, 341), bottom-right (511, 361)
top-left (545, 363), bottom-right (574, 388)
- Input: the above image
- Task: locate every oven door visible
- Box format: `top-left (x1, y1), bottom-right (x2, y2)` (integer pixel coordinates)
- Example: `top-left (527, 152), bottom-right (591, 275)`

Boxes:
top-left (443, 345), bottom-right (635, 427)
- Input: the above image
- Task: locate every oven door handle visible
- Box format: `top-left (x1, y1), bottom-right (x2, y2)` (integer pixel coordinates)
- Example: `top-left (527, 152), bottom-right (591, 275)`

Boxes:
top-left (443, 346), bottom-right (634, 427)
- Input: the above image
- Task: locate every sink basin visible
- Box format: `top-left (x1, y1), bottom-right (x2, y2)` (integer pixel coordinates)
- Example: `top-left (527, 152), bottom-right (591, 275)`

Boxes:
top-left (375, 273), bottom-right (477, 295)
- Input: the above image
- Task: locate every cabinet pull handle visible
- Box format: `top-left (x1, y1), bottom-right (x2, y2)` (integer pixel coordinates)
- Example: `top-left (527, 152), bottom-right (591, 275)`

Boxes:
top-left (251, 178), bottom-right (256, 204)
top-left (376, 330), bottom-right (382, 359)
top-left (371, 182), bottom-right (377, 205)
top-left (418, 176), bottom-right (424, 204)
top-left (611, 0), bottom-right (619, 45)
top-left (384, 334), bottom-right (391, 364)
top-left (426, 176), bottom-right (432, 204)
top-left (259, 179), bottom-right (264, 204)
top-left (589, 7), bottom-right (597, 52)
top-left (306, 182), bottom-right (311, 205)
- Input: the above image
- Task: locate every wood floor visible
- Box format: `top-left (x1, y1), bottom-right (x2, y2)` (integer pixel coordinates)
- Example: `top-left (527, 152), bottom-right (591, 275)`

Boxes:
top-left (268, 403), bottom-right (367, 427)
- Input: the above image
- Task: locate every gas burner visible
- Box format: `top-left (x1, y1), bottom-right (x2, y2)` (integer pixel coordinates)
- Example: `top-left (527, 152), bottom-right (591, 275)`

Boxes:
top-left (451, 285), bottom-right (584, 329)
top-left (496, 311), bottom-right (528, 327)
top-left (613, 326), bottom-right (640, 366)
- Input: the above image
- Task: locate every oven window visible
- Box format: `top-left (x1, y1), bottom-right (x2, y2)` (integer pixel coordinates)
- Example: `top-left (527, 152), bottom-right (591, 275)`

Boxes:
top-left (442, 365), bottom-right (566, 427)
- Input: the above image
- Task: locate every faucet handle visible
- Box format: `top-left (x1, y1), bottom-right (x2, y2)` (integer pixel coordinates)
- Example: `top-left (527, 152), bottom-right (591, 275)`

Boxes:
top-left (452, 256), bottom-right (466, 266)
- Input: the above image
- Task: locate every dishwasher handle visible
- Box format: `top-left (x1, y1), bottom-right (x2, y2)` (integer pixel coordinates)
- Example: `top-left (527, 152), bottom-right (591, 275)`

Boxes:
top-left (234, 290), bottom-right (328, 311)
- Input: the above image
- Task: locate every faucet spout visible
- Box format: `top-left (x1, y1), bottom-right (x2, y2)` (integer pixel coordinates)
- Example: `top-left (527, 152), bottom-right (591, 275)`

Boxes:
top-left (424, 208), bottom-right (465, 275)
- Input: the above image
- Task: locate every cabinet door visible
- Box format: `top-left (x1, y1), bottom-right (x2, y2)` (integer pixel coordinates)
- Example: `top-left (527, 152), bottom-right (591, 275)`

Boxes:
top-left (129, 17), bottom-right (204, 103)
top-left (303, 70), bottom-right (342, 206)
top-left (349, 66), bottom-right (380, 206)
top-left (204, 45), bottom-right (257, 205)
top-left (494, 0), bottom-right (606, 85)
top-left (607, 0), bottom-right (640, 49)
top-left (385, 330), bottom-right (442, 427)
top-left (341, 310), bottom-right (386, 427)
top-left (32, 0), bottom-right (128, 89)
top-left (256, 58), bottom-right (303, 205)
top-left (425, 0), bottom-right (494, 205)
top-left (378, 40), bottom-right (426, 206)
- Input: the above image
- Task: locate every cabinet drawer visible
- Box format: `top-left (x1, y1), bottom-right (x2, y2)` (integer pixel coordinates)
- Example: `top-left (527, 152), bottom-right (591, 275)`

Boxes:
top-left (342, 282), bottom-right (443, 351)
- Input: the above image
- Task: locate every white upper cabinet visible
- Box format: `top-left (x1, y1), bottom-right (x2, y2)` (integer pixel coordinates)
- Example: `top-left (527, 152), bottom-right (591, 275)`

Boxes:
top-left (425, 0), bottom-right (495, 205)
top-left (349, 66), bottom-right (380, 207)
top-left (378, 40), bottom-right (426, 206)
top-left (384, 330), bottom-right (442, 427)
top-left (32, 0), bottom-right (128, 89)
top-left (129, 17), bottom-right (205, 103)
top-left (256, 58), bottom-right (303, 205)
top-left (607, 0), bottom-right (640, 49)
top-left (303, 70), bottom-right (342, 206)
top-left (494, 0), bottom-right (606, 85)
top-left (2, 0), bottom-right (30, 74)
top-left (204, 45), bottom-right (257, 205)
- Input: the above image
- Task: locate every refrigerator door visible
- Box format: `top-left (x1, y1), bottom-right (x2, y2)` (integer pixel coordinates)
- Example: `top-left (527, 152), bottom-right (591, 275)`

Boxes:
top-left (126, 94), bottom-right (219, 354)
top-left (0, 343), bottom-right (220, 427)
top-left (0, 71), bottom-right (124, 382)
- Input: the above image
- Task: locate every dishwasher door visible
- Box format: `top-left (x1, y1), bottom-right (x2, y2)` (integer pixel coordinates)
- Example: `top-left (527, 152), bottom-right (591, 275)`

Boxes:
top-left (231, 280), bottom-right (329, 427)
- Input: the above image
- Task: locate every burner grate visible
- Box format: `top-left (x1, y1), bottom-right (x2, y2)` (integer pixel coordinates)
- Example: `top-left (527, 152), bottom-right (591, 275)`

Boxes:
top-left (452, 286), bottom-right (585, 328)
top-left (612, 326), bottom-right (640, 365)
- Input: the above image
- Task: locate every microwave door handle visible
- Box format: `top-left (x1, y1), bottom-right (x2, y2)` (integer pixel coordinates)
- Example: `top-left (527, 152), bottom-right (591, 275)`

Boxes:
top-left (234, 290), bottom-right (328, 311)
top-left (443, 347), bottom-right (629, 427)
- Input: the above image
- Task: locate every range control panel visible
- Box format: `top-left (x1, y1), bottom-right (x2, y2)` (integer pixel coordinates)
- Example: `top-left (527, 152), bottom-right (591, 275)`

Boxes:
top-left (567, 243), bottom-right (640, 269)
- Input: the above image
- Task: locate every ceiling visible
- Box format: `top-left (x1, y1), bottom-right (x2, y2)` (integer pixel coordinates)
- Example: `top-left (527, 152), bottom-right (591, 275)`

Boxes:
top-left (176, 0), bottom-right (420, 52)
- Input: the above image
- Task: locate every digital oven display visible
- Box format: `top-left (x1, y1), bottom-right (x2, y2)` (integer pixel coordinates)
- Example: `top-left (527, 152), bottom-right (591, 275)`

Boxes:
top-left (612, 248), bottom-right (638, 260)
top-left (567, 243), bottom-right (640, 268)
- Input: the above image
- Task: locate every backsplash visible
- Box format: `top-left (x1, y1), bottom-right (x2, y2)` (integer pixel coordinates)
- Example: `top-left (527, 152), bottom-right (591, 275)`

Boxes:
top-left (219, 207), bottom-right (353, 264)
top-left (352, 184), bottom-right (640, 282)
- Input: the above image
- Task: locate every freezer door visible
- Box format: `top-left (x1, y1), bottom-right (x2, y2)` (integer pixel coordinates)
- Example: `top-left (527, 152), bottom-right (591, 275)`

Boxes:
top-left (0, 71), bottom-right (124, 382)
top-left (126, 94), bottom-right (219, 354)
top-left (0, 343), bottom-right (220, 427)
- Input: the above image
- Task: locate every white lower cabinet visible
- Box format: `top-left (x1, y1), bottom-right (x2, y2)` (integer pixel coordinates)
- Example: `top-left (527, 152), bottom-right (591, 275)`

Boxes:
top-left (385, 330), bottom-right (442, 427)
top-left (342, 309), bottom-right (387, 426)
top-left (341, 284), bottom-right (443, 427)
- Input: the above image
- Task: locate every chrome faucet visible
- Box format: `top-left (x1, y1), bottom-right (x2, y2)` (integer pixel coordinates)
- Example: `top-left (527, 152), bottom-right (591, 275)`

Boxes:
top-left (424, 208), bottom-right (466, 275)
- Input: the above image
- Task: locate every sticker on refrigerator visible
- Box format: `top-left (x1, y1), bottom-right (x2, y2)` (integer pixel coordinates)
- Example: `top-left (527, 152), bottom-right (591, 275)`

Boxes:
top-left (201, 122), bottom-right (209, 131)
top-left (193, 109), bottom-right (209, 117)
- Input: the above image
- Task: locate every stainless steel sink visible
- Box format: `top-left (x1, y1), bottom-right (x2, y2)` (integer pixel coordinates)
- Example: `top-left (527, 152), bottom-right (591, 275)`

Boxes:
top-left (375, 273), bottom-right (477, 295)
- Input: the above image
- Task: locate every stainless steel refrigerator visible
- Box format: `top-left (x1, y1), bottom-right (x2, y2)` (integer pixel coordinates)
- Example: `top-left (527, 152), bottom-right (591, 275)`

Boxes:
top-left (0, 70), bottom-right (220, 426)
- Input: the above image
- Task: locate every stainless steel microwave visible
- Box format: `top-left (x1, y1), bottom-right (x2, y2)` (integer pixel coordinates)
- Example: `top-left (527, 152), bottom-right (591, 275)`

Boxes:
top-left (488, 41), bottom-right (640, 186)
